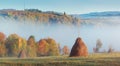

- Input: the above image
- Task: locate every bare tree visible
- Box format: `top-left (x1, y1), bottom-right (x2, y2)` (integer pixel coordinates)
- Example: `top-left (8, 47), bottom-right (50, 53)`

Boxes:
top-left (108, 45), bottom-right (114, 53)
top-left (93, 39), bottom-right (102, 53)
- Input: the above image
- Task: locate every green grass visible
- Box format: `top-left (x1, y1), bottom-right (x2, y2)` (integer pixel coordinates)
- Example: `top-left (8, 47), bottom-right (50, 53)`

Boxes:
top-left (0, 53), bottom-right (120, 66)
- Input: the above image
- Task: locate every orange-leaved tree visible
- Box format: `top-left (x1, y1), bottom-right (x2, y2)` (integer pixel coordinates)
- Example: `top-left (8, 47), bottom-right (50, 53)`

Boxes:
top-left (37, 38), bottom-right (60, 56)
top-left (37, 39), bottom-right (49, 56)
top-left (62, 45), bottom-right (69, 55)
top-left (0, 32), bottom-right (7, 57)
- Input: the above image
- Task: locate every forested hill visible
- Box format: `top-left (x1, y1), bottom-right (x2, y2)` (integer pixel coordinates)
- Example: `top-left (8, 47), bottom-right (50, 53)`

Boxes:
top-left (0, 9), bottom-right (80, 25)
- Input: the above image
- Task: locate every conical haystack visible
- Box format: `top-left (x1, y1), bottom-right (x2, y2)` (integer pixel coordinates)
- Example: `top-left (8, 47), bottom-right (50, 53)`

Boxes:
top-left (70, 37), bottom-right (88, 57)
top-left (18, 49), bottom-right (27, 58)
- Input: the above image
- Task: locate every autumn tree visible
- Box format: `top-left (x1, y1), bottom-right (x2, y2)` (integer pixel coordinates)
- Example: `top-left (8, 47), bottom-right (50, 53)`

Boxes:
top-left (37, 39), bottom-right (49, 56)
top-left (37, 38), bottom-right (60, 56)
top-left (93, 39), bottom-right (102, 53)
top-left (26, 35), bottom-right (37, 57)
top-left (62, 45), bottom-right (69, 55)
top-left (46, 38), bottom-right (60, 56)
top-left (0, 32), bottom-right (5, 42)
top-left (0, 32), bottom-right (7, 57)
top-left (5, 34), bottom-right (27, 57)
top-left (108, 46), bottom-right (114, 53)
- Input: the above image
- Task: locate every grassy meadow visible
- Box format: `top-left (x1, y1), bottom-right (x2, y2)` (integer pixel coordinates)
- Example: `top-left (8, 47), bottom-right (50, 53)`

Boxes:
top-left (0, 53), bottom-right (120, 66)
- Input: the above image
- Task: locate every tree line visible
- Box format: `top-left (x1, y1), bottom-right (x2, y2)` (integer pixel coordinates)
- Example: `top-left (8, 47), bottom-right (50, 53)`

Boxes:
top-left (93, 39), bottom-right (114, 53)
top-left (0, 32), bottom-right (70, 57)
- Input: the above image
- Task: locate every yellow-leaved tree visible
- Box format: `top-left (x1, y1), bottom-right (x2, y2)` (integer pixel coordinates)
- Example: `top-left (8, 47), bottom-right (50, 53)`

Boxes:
top-left (5, 34), bottom-right (27, 57)
top-left (26, 35), bottom-right (37, 57)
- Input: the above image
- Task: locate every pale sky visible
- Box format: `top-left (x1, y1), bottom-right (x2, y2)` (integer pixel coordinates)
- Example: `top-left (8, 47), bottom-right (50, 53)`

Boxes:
top-left (0, 0), bottom-right (120, 14)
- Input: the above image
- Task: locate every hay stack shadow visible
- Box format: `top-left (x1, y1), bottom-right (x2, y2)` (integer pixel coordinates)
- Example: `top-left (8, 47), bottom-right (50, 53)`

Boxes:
top-left (18, 49), bottom-right (27, 58)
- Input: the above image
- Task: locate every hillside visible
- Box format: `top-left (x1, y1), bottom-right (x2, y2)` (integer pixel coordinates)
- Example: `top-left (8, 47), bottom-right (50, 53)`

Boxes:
top-left (1, 10), bottom-right (120, 26)
top-left (0, 9), bottom-right (80, 25)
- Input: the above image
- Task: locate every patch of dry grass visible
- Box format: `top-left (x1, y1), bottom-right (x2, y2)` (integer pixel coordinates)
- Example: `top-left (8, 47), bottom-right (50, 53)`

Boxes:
top-left (0, 53), bottom-right (120, 66)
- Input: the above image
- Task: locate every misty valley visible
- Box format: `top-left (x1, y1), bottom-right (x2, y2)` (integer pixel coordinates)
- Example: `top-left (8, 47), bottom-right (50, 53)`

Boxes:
top-left (0, 9), bottom-right (120, 66)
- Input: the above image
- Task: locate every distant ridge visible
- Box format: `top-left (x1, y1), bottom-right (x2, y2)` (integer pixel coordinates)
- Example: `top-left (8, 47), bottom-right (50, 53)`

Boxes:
top-left (72, 11), bottom-right (120, 18)
top-left (72, 11), bottom-right (120, 26)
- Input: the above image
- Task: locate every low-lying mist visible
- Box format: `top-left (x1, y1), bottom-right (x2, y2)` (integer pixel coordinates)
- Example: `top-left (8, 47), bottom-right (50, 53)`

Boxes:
top-left (0, 19), bottom-right (120, 52)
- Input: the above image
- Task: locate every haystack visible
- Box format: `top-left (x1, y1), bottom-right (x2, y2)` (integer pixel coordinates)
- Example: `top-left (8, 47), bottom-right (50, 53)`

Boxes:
top-left (70, 37), bottom-right (88, 57)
